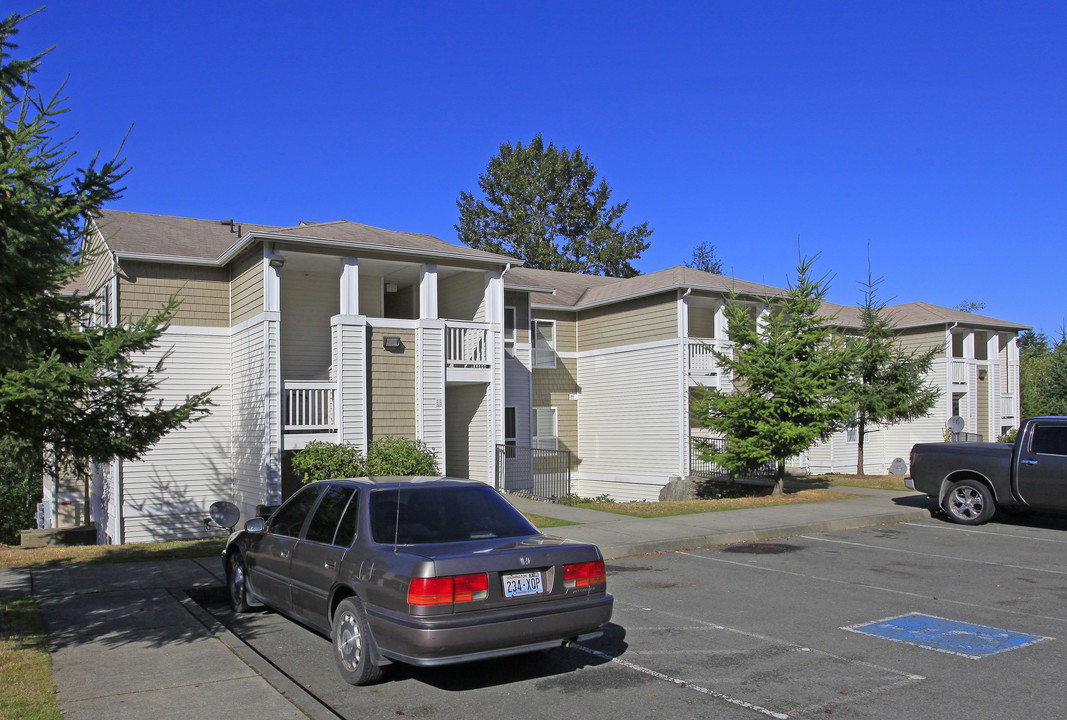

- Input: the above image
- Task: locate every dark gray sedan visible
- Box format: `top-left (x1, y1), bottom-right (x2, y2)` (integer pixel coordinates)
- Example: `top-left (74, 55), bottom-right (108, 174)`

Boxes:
top-left (223, 477), bottom-right (613, 685)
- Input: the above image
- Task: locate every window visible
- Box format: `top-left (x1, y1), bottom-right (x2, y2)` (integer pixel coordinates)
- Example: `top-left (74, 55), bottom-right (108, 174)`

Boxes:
top-left (504, 307), bottom-right (516, 359)
top-left (846, 413), bottom-right (858, 443)
top-left (533, 407), bottom-right (558, 450)
top-left (1032, 426), bottom-right (1067, 457)
top-left (304, 485), bottom-right (356, 545)
top-left (269, 485), bottom-right (323, 538)
top-left (532, 319), bottom-right (556, 368)
top-left (504, 407), bottom-right (517, 447)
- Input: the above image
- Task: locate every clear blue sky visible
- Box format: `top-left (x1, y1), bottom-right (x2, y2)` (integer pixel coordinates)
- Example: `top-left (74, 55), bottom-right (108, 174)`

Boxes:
top-left (13, 1), bottom-right (1067, 335)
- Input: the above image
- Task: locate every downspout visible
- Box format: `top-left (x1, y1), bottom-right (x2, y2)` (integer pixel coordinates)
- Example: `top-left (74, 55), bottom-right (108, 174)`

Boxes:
top-left (111, 251), bottom-right (124, 542)
top-left (680, 288), bottom-right (692, 478)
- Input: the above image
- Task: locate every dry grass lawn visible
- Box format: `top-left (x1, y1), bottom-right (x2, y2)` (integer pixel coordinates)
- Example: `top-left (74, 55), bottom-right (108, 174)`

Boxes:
top-left (0, 598), bottom-right (61, 720)
top-left (571, 488), bottom-right (859, 518)
top-left (796, 474), bottom-right (909, 491)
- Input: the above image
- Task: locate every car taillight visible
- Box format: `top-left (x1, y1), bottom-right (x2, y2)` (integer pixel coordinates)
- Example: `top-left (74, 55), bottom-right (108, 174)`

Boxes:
top-left (408, 573), bottom-right (488, 605)
top-left (563, 560), bottom-right (606, 589)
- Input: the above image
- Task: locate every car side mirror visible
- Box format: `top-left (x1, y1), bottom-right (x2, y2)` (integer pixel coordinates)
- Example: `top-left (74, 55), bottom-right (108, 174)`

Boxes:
top-left (244, 517), bottom-right (266, 533)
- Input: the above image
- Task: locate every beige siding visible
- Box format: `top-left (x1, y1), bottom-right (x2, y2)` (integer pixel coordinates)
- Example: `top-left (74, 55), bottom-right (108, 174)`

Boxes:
top-left (280, 271), bottom-right (338, 380)
top-left (504, 291), bottom-right (530, 344)
top-left (118, 260), bottom-right (229, 327)
top-left (533, 309), bottom-right (577, 352)
top-left (897, 327), bottom-right (947, 354)
top-left (230, 247), bottom-right (264, 325)
top-left (688, 305), bottom-right (716, 338)
top-left (445, 383), bottom-right (489, 482)
top-left (532, 356), bottom-right (579, 470)
top-left (81, 229), bottom-right (114, 294)
top-left (439, 271), bottom-right (486, 322)
top-left (577, 292), bottom-right (678, 352)
top-left (360, 275), bottom-right (383, 317)
top-left (368, 327), bottom-right (416, 439)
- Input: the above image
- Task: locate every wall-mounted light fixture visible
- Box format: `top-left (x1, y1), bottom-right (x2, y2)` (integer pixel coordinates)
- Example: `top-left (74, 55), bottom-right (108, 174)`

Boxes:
top-left (269, 254), bottom-right (286, 270)
top-left (978, 367), bottom-right (988, 381)
top-left (385, 282), bottom-right (398, 293)
top-left (383, 335), bottom-right (402, 350)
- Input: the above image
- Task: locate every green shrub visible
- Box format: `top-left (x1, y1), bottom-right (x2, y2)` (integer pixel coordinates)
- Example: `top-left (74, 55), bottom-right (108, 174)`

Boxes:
top-left (291, 437), bottom-right (439, 484)
top-left (366, 436), bottom-right (439, 476)
top-left (290, 441), bottom-right (365, 484)
top-left (997, 427), bottom-right (1018, 444)
top-left (0, 437), bottom-right (42, 545)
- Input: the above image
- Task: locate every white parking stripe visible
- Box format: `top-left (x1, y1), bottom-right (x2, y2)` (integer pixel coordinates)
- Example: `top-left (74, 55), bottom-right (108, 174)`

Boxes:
top-left (800, 534), bottom-right (1067, 576)
top-left (573, 643), bottom-right (792, 719)
top-left (678, 549), bottom-right (1067, 625)
top-left (901, 521), bottom-right (1067, 544)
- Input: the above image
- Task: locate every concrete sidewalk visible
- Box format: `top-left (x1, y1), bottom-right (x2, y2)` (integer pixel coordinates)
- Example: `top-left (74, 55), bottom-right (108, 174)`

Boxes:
top-left (0, 485), bottom-right (935, 719)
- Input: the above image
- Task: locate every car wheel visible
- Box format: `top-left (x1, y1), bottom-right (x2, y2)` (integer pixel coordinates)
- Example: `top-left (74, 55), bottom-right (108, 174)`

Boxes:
top-left (332, 598), bottom-right (383, 686)
top-left (943, 479), bottom-right (995, 525)
top-left (228, 552), bottom-right (252, 613)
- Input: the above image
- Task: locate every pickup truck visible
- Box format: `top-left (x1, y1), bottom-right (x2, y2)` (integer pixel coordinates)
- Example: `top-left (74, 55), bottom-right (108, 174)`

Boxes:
top-left (907, 417), bottom-right (1067, 525)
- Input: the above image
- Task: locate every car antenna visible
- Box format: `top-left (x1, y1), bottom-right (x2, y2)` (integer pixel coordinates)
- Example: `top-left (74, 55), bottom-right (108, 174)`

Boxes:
top-left (393, 482), bottom-right (401, 554)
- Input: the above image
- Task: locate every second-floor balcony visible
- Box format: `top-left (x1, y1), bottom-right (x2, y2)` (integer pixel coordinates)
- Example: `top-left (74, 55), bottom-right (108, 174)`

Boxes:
top-left (686, 338), bottom-right (731, 382)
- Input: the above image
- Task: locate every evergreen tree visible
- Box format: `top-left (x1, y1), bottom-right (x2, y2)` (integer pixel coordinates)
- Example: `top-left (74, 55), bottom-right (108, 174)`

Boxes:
top-left (0, 11), bottom-right (213, 535)
top-left (848, 272), bottom-right (941, 474)
top-left (691, 256), bottom-right (854, 494)
top-left (685, 241), bottom-right (723, 275)
top-left (456, 135), bottom-right (652, 277)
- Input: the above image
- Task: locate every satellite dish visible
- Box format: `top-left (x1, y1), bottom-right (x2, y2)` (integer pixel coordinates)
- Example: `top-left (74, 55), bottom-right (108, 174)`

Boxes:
top-left (946, 416), bottom-right (965, 434)
top-left (209, 501), bottom-right (241, 531)
top-left (889, 457), bottom-right (908, 475)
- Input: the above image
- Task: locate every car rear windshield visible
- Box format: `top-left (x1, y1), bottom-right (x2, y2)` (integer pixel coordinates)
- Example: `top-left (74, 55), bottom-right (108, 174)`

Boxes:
top-left (369, 485), bottom-right (539, 544)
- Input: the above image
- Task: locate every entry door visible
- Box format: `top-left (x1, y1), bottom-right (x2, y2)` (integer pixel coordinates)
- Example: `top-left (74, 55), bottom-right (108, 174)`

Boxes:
top-left (1015, 424), bottom-right (1067, 511)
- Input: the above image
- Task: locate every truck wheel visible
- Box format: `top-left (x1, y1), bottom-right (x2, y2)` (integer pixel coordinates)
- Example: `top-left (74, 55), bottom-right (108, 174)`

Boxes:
top-left (943, 480), bottom-right (995, 525)
top-left (332, 598), bottom-right (383, 685)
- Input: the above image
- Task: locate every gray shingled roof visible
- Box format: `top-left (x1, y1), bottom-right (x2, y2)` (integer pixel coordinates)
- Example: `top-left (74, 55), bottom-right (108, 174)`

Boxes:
top-left (821, 300), bottom-right (1029, 331)
top-left (503, 265), bottom-right (788, 309)
top-left (91, 210), bottom-right (517, 265)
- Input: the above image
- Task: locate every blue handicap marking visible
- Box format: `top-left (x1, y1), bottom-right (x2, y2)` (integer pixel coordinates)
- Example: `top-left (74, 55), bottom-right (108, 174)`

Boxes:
top-left (842, 612), bottom-right (1051, 659)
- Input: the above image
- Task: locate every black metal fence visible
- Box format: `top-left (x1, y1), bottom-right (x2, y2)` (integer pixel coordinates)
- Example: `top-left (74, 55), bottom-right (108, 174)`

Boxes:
top-left (948, 432), bottom-right (984, 443)
top-left (496, 444), bottom-right (571, 502)
top-left (689, 436), bottom-right (777, 481)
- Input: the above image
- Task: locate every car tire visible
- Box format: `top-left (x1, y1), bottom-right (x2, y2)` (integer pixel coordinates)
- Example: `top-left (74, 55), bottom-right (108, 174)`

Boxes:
top-left (332, 598), bottom-right (383, 686)
top-left (943, 479), bottom-right (996, 525)
top-left (227, 552), bottom-right (252, 613)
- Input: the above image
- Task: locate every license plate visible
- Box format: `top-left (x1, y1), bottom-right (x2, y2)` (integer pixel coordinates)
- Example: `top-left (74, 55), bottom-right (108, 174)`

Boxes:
top-left (503, 571), bottom-right (543, 598)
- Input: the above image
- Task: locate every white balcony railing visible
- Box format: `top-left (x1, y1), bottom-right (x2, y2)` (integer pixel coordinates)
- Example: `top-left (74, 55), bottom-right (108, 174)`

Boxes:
top-left (687, 338), bottom-right (730, 375)
top-left (1001, 395), bottom-right (1017, 420)
top-left (951, 359), bottom-right (968, 384)
top-left (283, 381), bottom-right (336, 432)
top-left (446, 324), bottom-right (490, 369)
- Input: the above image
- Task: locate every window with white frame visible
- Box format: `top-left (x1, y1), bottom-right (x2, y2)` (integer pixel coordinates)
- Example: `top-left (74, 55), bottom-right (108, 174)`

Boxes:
top-left (846, 412), bottom-right (859, 443)
top-left (504, 306), bottom-right (516, 359)
top-left (533, 407), bottom-right (557, 450)
top-left (531, 319), bottom-right (556, 368)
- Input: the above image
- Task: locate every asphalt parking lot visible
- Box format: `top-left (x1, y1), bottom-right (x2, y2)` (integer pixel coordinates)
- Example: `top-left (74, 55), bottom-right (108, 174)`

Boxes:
top-left (197, 513), bottom-right (1067, 720)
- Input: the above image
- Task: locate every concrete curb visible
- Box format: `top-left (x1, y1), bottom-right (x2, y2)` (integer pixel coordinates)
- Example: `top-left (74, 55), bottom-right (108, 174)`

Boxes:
top-left (594, 507), bottom-right (931, 560)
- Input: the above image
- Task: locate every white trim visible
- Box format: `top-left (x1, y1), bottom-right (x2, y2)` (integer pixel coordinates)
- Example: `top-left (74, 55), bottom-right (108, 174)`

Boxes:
top-left (340, 257), bottom-right (359, 315)
top-left (159, 325), bottom-right (233, 336)
top-left (678, 290), bottom-right (689, 476)
top-left (531, 318), bottom-right (557, 369)
top-left (420, 264), bottom-right (438, 320)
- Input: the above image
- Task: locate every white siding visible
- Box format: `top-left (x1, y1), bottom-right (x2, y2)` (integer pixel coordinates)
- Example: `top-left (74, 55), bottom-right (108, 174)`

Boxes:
top-left (120, 331), bottom-right (232, 543)
top-left (504, 347), bottom-right (533, 446)
top-left (418, 322), bottom-right (446, 465)
top-left (232, 321), bottom-right (268, 517)
top-left (577, 344), bottom-right (683, 487)
top-left (335, 318), bottom-right (367, 449)
top-left (804, 360), bottom-right (951, 474)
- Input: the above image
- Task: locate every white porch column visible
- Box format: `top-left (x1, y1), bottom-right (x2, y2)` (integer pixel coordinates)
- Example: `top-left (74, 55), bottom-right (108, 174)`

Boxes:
top-left (714, 303), bottom-right (728, 340)
top-left (340, 257), bottom-right (359, 315)
top-left (264, 246), bottom-right (281, 312)
top-left (420, 264), bottom-right (438, 320)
